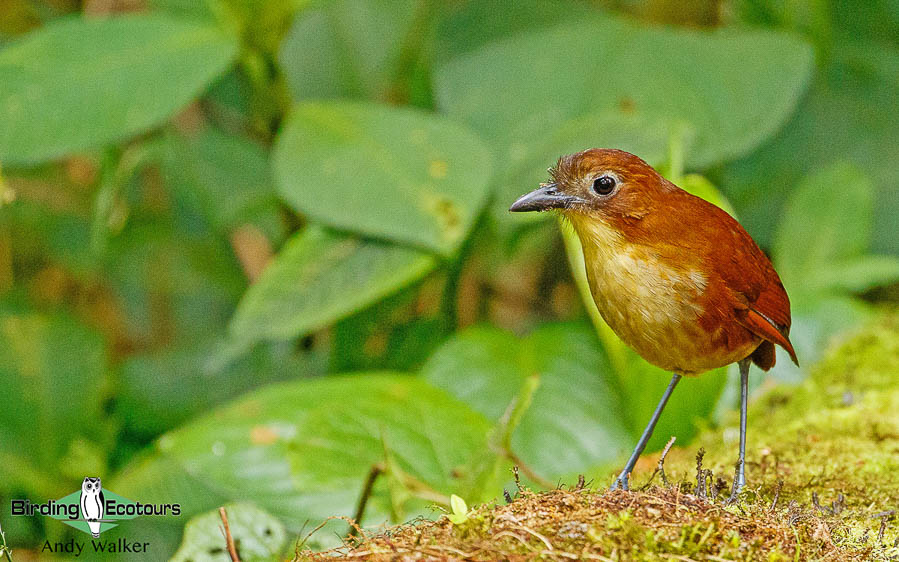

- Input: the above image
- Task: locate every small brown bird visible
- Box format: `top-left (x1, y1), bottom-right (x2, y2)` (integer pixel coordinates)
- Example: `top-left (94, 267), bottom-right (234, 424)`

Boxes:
top-left (510, 148), bottom-right (798, 498)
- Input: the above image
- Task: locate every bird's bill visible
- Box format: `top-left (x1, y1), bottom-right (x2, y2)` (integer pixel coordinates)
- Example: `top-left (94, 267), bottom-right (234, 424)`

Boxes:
top-left (509, 183), bottom-right (582, 212)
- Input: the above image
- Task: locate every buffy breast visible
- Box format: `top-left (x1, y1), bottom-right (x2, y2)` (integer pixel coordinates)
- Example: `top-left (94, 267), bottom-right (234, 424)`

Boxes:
top-left (574, 222), bottom-right (760, 375)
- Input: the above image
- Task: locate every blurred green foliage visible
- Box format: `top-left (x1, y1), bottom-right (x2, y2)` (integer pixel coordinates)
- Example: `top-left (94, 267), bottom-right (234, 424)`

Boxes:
top-left (1, 0), bottom-right (898, 558)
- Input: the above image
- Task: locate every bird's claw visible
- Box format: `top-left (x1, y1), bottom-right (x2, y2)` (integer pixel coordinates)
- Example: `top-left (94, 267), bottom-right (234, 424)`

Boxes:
top-left (725, 481), bottom-right (745, 505)
top-left (610, 472), bottom-right (630, 491)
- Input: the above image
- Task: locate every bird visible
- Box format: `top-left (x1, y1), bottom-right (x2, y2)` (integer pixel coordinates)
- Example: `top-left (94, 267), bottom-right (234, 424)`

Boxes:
top-left (509, 148), bottom-right (798, 499)
top-left (80, 477), bottom-right (105, 538)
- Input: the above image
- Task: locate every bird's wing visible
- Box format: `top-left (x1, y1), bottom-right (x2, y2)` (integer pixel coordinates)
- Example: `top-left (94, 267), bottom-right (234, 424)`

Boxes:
top-left (712, 216), bottom-right (799, 366)
top-left (637, 190), bottom-right (798, 367)
top-left (98, 491), bottom-right (105, 513)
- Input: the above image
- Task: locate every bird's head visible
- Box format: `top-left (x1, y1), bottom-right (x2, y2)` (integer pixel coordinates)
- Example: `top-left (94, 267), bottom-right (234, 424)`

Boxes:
top-left (509, 148), bottom-right (670, 224)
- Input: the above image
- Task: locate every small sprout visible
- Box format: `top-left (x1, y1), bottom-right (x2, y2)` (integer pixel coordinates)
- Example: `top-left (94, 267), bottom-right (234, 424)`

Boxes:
top-left (447, 494), bottom-right (469, 525)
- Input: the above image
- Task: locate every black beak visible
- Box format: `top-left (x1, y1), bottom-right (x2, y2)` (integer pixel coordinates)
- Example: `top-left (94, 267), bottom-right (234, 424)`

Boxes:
top-left (509, 183), bottom-right (580, 212)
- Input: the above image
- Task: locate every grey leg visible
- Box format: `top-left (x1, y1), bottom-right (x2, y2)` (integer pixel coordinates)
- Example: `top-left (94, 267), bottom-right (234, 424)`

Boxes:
top-left (611, 373), bottom-right (682, 490)
top-left (728, 358), bottom-right (751, 502)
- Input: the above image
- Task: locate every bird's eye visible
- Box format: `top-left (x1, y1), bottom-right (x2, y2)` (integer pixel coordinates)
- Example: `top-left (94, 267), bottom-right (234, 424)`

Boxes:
top-left (593, 175), bottom-right (616, 195)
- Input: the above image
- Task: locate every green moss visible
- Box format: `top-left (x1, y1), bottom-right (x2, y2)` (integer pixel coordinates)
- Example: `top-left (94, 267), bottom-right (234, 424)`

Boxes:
top-left (657, 311), bottom-right (899, 555)
top-left (298, 313), bottom-right (899, 561)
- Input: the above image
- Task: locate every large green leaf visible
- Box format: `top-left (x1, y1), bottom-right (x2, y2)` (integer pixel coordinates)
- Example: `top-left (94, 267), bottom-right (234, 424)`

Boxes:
top-left (161, 127), bottom-right (282, 240)
top-left (720, 45), bottom-right (899, 254)
top-left (422, 323), bottom-right (632, 481)
top-left (435, 16), bottom-right (813, 224)
top-left (118, 338), bottom-right (324, 437)
top-left (229, 226), bottom-right (436, 345)
top-left (773, 161), bottom-right (899, 305)
top-left (0, 312), bottom-right (109, 497)
top-left (436, 18), bottom-right (812, 167)
top-left (105, 220), bottom-right (246, 344)
top-left (0, 15), bottom-right (238, 165)
top-left (273, 101), bottom-right (493, 255)
top-left (774, 163), bottom-right (874, 292)
top-left (763, 162), bottom-right (899, 381)
top-left (278, 0), bottom-right (417, 101)
top-left (112, 374), bottom-right (490, 549)
top-left (170, 503), bottom-right (286, 562)
top-left (433, 0), bottom-right (596, 62)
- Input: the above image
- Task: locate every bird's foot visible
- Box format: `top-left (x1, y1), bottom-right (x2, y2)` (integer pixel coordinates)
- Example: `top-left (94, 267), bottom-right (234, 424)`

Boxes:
top-left (725, 485), bottom-right (744, 505)
top-left (610, 471), bottom-right (630, 491)
top-left (726, 468), bottom-right (746, 504)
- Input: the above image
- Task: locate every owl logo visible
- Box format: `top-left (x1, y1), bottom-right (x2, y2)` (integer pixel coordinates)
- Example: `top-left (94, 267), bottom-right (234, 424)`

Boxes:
top-left (79, 477), bottom-right (105, 538)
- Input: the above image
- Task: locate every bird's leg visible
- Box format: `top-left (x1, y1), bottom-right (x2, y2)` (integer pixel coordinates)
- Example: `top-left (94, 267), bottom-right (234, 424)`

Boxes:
top-left (611, 373), bottom-right (682, 491)
top-left (728, 358), bottom-right (751, 503)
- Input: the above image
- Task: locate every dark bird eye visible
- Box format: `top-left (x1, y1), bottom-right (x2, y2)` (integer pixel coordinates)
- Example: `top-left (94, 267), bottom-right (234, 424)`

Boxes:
top-left (593, 175), bottom-right (616, 195)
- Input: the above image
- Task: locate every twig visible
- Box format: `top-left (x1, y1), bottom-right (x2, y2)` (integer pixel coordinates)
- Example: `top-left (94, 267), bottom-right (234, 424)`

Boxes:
top-left (514, 523), bottom-right (554, 551)
top-left (873, 510), bottom-right (895, 545)
top-left (832, 493), bottom-right (845, 515)
top-left (812, 492), bottom-right (844, 516)
top-left (506, 451), bottom-right (553, 489)
top-left (694, 448), bottom-right (706, 498)
top-left (576, 474), bottom-right (586, 491)
top-left (218, 507), bottom-right (240, 562)
top-left (770, 480), bottom-right (784, 511)
top-left (708, 471), bottom-right (721, 500)
top-left (349, 464), bottom-right (384, 538)
top-left (512, 466), bottom-right (522, 492)
top-left (641, 436), bottom-right (676, 490)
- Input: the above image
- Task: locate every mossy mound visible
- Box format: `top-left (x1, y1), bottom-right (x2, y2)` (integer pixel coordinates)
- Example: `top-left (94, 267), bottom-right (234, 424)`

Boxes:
top-left (299, 313), bottom-right (899, 560)
top-left (654, 310), bottom-right (899, 548)
top-left (303, 486), bottom-right (876, 560)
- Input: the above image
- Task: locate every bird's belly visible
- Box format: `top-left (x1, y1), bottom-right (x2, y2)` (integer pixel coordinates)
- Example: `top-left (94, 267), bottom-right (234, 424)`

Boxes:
top-left (583, 246), bottom-right (756, 374)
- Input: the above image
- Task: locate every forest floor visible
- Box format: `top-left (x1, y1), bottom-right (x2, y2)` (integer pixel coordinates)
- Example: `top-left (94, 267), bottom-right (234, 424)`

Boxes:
top-left (298, 313), bottom-right (899, 561)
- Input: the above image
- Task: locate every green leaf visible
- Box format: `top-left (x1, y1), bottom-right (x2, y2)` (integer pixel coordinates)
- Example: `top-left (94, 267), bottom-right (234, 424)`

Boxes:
top-left (814, 256), bottom-right (899, 294)
top-left (0, 14), bottom-right (238, 165)
top-left (229, 226), bottom-right (436, 345)
top-left (433, 0), bottom-right (596, 62)
top-left (447, 494), bottom-right (469, 524)
top-left (278, 0), bottom-right (417, 101)
top-left (118, 338), bottom-right (324, 437)
top-left (720, 44), bottom-right (899, 254)
top-left (678, 174), bottom-right (737, 218)
top-left (111, 451), bottom-right (231, 557)
top-left (114, 374), bottom-right (490, 545)
top-left (422, 323), bottom-right (632, 481)
top-left (105, 220), bottom-right (246, 343)
top-left (170, 503), bottom-right (286, 562)
top-left (331, 287), bottom-right (450, 373)
top-left (435, 16), bottom-right (813, 171)
top-left (773, 162), bottom-right (873, 290)
top-left (289, 376), bottom-right (489, 505)
top-left (161, 127), bottom-right (282, 239)
top-left (273, 101), bottom-right (493, 255)
top-left (0, 312), bottom-right (108, 496)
